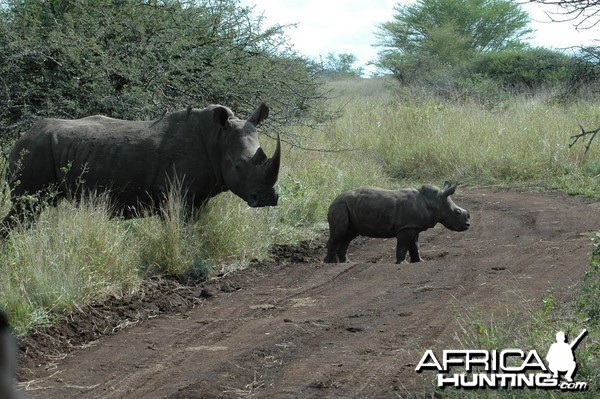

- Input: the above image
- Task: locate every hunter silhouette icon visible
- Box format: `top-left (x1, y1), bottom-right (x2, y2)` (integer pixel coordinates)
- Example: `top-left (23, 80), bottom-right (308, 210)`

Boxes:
top-left (545, 329), bottom-right (587, 382)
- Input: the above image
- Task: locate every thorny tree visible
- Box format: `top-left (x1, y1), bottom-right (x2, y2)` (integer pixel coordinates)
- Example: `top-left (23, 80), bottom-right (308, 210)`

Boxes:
top-left (529, 1), bottom-right (599, 150)
top-left (0, 0), bottom-right (332, 155)
top-left (527, 1), bottom-right (600, 29)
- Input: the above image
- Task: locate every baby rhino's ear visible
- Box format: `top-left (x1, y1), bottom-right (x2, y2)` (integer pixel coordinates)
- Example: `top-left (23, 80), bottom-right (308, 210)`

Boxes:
top-left (442, 181), bottom-right (457, 197)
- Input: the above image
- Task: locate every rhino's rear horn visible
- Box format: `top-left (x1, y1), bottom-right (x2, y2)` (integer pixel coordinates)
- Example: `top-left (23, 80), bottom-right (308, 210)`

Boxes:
top-left (251, 147), bottom-right (268, 165)
top-left (264, 132), bottom-right (281, 183)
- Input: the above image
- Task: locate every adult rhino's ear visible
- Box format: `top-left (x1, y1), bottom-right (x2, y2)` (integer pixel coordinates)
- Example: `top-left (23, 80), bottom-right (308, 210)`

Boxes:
top-left (248, 102), bottom-right (269, 127)
top-left (213, 106), bottom-right (230, 128)
top-left (442, 181), bottom-right (457, 197)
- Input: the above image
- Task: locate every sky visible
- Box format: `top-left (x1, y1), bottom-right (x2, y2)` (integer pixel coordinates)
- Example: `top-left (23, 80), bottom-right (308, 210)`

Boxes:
top-left (240, 0), bottom-right (599, 76)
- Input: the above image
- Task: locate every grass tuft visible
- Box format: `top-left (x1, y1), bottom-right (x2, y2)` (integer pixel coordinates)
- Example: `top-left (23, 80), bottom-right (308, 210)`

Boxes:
top-left (0, 192), bottom-right (139, 334)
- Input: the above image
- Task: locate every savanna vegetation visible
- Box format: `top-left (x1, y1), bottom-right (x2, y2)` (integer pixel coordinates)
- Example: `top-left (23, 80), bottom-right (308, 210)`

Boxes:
top-left (375, 0), bottom-right (600, 102)
top-left (0, 5), bottom-right (598, 395)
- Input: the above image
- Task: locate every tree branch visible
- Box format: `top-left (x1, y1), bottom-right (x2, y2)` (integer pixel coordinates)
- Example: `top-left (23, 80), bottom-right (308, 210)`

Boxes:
top-left (569, 124), bottom-right (600, 153)
top-left (526, 1), bottom-right (600, 29)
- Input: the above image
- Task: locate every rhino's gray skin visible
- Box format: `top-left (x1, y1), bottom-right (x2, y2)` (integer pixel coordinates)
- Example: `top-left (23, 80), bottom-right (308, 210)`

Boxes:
top-left (0, 310), bottom-right (21, 399)
top-left (325, 182), bottom-right (470, 264)
top-left (3, 103), bottom-right (280, 229)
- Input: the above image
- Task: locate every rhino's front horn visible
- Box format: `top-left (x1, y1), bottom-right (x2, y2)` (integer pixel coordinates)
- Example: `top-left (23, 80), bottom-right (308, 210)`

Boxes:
top-left (265, 132), bottom-right (281, 184)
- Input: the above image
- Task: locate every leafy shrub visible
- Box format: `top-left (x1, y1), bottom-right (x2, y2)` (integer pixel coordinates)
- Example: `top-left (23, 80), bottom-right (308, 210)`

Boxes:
top-left (470, 48), bottom-right (575, 90)
top-left (558, 46), bottom-right (600, 102)
top-left (0, 0), bottom-right (326, 150)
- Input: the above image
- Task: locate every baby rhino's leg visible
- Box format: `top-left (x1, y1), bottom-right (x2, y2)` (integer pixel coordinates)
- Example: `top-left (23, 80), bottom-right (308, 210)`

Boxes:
top-left (409, 233), bottom-right (423, 262)
top-left (396, 230), bottom-right (418, 264)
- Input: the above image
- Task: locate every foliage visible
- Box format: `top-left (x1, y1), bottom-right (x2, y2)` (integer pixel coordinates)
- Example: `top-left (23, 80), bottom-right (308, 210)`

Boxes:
top-left (342, 82), bottom-right (600, 195)
top-left (0, 0), bottom-right (326, 150)
top-left (376, 0), bottom-right (531, 77)
top-left (320, 53), bottom-right (364, 78)
top-left (557, 46), bottom-right (600, 101)
top-left (470, 48), bottom-right (574, 89)
top-left (371, 0), bottom-right (591, 98)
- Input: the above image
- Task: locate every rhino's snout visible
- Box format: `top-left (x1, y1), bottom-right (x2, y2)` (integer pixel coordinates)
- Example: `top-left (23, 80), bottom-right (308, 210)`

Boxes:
top-left (462, 219), bottom-right (471, 230)
top-left (247, 190), bottom-right (279, 207)
top-left (446, 208), bottom-right (470, 231)
top-left (458, 210), bottom-right (471, 231)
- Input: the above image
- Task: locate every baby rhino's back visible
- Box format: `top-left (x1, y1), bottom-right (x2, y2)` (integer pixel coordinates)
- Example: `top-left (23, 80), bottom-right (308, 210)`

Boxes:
top-left (331, 186), bottom-right (420, 238)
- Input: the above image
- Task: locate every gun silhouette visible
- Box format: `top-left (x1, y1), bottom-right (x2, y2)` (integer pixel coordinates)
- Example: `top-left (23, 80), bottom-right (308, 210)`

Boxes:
top-left (569, 329), bottom-right (587, 349)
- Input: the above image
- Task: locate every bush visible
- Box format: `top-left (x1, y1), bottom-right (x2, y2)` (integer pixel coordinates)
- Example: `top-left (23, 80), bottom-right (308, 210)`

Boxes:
top-left (470, 48), bottom-right (575, 90)
top-left (382, 46), bottom-right (598, 104)
top-left (0, 0), bottom-right (326, 149)
top-left (559, 46), bottom-right (600, 102)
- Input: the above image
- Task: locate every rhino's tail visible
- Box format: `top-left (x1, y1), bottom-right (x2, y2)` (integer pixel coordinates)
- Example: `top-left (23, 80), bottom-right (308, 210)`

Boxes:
top-left (327, 199), bottom-right (350, 237)
top-left (327, 199), bottom-right (352, 244)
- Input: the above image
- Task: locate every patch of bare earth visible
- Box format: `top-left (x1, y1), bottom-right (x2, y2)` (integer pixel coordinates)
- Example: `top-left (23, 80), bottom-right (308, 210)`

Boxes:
top-left (17, 188), bottom-right (600, 398)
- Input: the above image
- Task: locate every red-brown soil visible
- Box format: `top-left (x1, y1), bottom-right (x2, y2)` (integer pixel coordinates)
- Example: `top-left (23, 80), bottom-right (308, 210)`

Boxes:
top-left (16, 188), bottom-right (600, 398)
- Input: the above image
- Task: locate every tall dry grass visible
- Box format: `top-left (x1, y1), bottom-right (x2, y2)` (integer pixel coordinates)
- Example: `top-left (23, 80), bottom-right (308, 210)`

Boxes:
top-left (0, 193), bottom-right (139, 332)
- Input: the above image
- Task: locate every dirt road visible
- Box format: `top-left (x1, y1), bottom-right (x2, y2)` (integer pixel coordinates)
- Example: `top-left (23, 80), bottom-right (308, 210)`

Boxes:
top-left (18, 188), bottom-right (600, 398)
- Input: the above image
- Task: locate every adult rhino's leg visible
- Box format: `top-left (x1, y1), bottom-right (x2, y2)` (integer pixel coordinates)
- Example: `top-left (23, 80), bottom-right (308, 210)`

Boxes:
top-left (2, 184), bottom-right (58, 235)
top-left (408, 233), bottom-right (423, 263)
top-left (0, 310), bottom-right (19, 399)
top-left (0, 209), bottom-right (21, 237)
top-left (336, 231), bottom-right (358, 263)
top-left (395, 230), bottom-right (417, 264)
top-left (325, 235), bottom-right (341, 263)
top-left (324, 202), bottom-right (349, 263)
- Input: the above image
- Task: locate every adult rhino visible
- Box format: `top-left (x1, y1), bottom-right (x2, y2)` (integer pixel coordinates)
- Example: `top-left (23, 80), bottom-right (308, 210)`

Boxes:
top-left (2, 103), bottom-right (280, 230)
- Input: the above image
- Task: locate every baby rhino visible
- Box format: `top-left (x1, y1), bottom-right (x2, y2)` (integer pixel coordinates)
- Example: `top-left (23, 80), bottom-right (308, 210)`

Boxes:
top-left (325, 181), bottom-right (470, 264)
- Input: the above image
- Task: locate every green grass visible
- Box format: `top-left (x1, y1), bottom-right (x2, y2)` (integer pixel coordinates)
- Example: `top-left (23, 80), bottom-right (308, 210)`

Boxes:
top-left (0, 193), bottom-right (140, 333)
top-left (348, 94), bottom-right (599, 195)
top-left (0, 77), bottom-right (599, 336)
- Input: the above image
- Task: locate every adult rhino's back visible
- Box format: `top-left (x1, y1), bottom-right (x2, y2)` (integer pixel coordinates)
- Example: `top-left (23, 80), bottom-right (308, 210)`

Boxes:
top-left (3, 103), bottom-right (282, 231)
top-left (9, 116), bottom-right (170, 208)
